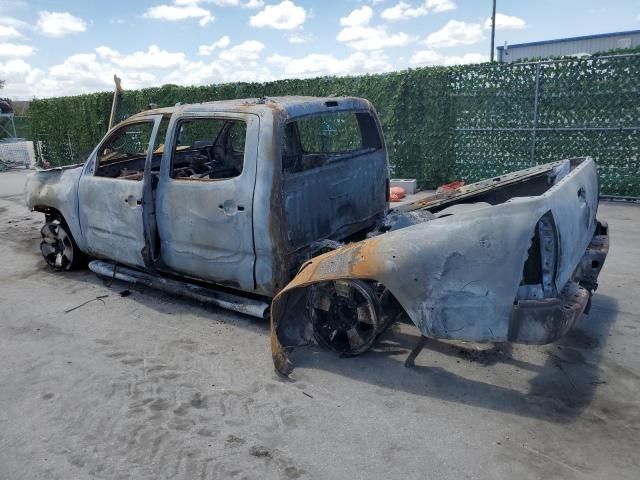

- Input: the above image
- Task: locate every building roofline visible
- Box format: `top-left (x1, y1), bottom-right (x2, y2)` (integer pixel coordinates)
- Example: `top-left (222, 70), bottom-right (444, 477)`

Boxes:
top-left (497, 29), bottom-right (640, 51)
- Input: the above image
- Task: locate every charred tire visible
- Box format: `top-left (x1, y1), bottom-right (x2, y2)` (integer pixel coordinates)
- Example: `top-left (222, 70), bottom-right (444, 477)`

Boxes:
top-left (40, 220), bottom-right (85, 271)
top-left (309, 279), bottom-right (381, 356)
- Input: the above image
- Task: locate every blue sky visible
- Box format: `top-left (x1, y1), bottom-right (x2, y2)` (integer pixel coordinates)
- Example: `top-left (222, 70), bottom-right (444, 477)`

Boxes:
top-left (1, 0), bottom-right (638, 98)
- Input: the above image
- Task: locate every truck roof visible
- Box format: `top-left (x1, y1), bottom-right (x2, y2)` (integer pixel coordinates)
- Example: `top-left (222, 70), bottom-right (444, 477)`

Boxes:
top-left (129, 95), bottom-right (374, 121)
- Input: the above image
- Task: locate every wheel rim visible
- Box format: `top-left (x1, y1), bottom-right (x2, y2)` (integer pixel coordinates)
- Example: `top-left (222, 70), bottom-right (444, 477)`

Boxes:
top-left (40, 222), bottom-right (74, 270)
top-left (310, 280), bottom-right (380, 356)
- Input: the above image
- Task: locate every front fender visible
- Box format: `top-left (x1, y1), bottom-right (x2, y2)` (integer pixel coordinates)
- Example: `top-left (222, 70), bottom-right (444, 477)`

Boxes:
top-left (24, 166), bottom-right (85, 250)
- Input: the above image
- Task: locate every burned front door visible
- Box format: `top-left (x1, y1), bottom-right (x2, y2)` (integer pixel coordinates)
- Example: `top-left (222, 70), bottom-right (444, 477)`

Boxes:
top-left (78, 116), bottom-right (163, 268)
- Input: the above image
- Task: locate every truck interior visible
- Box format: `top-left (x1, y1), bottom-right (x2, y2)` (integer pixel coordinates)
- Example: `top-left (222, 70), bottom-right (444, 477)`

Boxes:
top-left (94, 117), bottom-right (246, 182)
top-left (94, 120), bottom-right (162, 181)
top-left (171, 118), bottom-right (246, 180)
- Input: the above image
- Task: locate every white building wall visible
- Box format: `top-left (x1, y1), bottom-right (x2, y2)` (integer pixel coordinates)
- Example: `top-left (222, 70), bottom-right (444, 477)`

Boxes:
top-left (500, 32), bottom-right (640, 62)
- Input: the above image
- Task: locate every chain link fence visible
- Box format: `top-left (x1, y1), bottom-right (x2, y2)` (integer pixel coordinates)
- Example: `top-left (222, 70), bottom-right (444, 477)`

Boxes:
top-left (0, 114), bottom-right (35, 171)
top-left (451, 54), bottom-right (640, 197)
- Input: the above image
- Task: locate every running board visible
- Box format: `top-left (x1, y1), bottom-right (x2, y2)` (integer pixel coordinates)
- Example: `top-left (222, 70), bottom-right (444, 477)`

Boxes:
top-left (89, 260), bottom-right (269, 319)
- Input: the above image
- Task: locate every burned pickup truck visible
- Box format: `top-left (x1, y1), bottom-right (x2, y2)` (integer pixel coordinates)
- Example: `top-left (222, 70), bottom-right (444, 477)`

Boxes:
top-left (25, 96), bottom-right (608, 374)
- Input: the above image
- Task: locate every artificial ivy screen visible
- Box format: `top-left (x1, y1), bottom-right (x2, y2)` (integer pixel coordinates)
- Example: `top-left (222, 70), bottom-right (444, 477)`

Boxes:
top-left (29, 54), bottom-right (640, 196)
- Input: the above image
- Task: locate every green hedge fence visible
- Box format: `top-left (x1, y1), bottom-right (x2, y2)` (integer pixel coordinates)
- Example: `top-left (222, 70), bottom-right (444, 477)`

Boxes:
top-left (29, 54), bottom-right (640, 196)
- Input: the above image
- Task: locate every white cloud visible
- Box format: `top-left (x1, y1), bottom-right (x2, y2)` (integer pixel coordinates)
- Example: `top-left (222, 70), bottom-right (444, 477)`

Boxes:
top-left (243, 0), bottom-right (264, 7)
top-left (382, 2), bottom-right (428, 21)
top-left (424, 20), bottom-right (484, 48)
top-left (484, 13), bottom-right (526, 30)
top-left (382, 0), bottom-right (455, 20)
top-left (409, 49), bottom-right (486, 67)
top-left (144, 3), bottom-right (214, 26)
top-left (338, 24), bottom-right (413, 51)
top-left (0, 17), bottom-right (30, 30)
top-left (340, 6), bottom-right (373, 27)
top-left (95, 45), bottom-right (187, 69)
top-left (442, 52), bottom-right (486, 65)
top-left (209, 0), bottom-right (239, 5)
top-left (283, 51), bottom-right (393, 77)
top-left (267, 53), bottom-right (291, 66)
top-left (163, 59), bottom-right (272, 86)
top-left (410, 49), bottom-right (441, 65)
top-left (47, 53), bottom-right (112, 84)
top-left (95, 46), bottom-right (119, 59)
top-left (0, 59), bottom-right (43, 97)
top-left (199, 35), bottom-right (231, 55)
top-left (338, 5), bottom-right (413, 51)
top-left (0, 42), bottom-right (35, 57)
top-left (2, 37), bottom-right (273, 98)
top-left (426, 0), bottom-right (456, 13)
top-left (0, 25), bottom-right (22, 39)
top-left (287, 32), bottom-right (309, 43)
top-left (41, 53), bottom-right (156, 96)
top-left (36, 11), bottom-right (87, 37)
top-left (174, 0), bottom-right (237, 5)
top-left (164, 42), bottom-right (272, 86)
top-left (249, 1), bottom-right (306, 30)
top-left (218, 40), bottom-right (264, 62)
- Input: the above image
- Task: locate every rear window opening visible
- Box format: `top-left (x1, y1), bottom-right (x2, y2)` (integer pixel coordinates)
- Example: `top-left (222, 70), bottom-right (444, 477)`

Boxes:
top-left (282, 111), bottom-right (382, 174)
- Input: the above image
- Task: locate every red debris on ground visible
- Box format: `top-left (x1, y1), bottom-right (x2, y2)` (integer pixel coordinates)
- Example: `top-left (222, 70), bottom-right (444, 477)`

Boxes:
top-left (390, 186), bottom-right (406, 202)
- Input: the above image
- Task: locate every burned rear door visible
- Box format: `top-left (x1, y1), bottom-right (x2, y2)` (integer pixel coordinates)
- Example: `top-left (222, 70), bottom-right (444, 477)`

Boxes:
top-left (155, 112), bottom-right (258, 291)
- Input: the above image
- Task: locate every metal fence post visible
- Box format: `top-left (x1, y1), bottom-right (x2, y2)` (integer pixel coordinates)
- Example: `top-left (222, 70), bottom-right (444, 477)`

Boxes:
top-left (67, 132), bottom-right (74, 163)
top-left (530, 62), bottom-right (541, 166)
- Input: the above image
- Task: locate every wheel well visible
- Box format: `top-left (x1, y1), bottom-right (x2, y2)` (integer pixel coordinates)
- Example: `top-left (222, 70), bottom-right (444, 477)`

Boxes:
top-left (34, 206), bottom-right (64, 224)
top-left (34, 206), bottom-right (79, 247)
top-left (377, 283), bottom-right (410, 326)
top-left (270, 278), bottom-right (410, 375)
top-left (274, 279), bottom-right (408, 347)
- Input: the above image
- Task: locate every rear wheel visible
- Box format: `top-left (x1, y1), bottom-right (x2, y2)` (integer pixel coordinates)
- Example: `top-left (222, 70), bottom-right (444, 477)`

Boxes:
top-left (309, 279), bottom-right (381, 356)
top-left (40, 220), bottom-right (83, 271)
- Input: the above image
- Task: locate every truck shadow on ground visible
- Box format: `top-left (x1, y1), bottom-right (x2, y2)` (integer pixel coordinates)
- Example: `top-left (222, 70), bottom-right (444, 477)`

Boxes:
top-left (67, 268), bottom-right (618, 425)
top-left (288, 294), bottom-right (619, 424)
top-left (11, 197), bottom-right (623, 425)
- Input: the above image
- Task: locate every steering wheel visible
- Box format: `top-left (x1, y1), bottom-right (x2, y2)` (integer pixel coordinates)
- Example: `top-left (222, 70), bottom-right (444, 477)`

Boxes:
top-left (195, 147), bottom-right (217, 178)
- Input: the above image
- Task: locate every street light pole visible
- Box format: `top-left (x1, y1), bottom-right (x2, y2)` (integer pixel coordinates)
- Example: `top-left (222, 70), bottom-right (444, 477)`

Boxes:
top-left (490, 0), bottom-right (497, 62)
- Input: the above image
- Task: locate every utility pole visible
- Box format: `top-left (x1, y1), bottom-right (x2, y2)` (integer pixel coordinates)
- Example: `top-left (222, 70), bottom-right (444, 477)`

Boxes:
top-left (490, 0), bottom-right (497, 62)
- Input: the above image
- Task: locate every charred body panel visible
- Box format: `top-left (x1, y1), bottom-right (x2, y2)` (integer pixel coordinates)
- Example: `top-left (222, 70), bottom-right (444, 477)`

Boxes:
top-left (271, 158), bottom-right (608, 375)
top-left (275, 103), bottom-right (388, 290)
top-left (24, 96), bottom-right (388, 298)
top-left (24, 165), bottom-right (86, 250)
top-left (23, 97), bottom-right (608, 376)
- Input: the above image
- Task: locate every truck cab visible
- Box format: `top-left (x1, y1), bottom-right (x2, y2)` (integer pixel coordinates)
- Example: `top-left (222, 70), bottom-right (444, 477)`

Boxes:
top-left (25, 96), bottom-right (389, 296)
